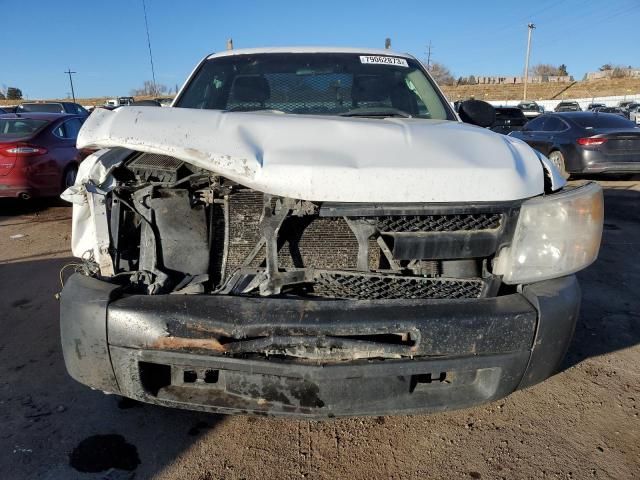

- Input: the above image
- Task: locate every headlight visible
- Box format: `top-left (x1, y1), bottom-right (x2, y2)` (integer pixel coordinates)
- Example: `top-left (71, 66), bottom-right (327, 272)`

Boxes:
top-left (493, 182), bottom-right (603, 284)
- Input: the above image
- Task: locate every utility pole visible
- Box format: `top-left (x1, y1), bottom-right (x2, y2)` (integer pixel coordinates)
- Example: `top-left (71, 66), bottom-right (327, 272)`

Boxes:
top-left (64, 68), bottom-right (76, 103)
top-left (523, 23), bottom-right (535, 101)
top-left (426, 41), bottom-right (433, 70)
top-left (142, 0), bottom-right (157, 96)
top-left (384, 38), bottom-right (391, 49)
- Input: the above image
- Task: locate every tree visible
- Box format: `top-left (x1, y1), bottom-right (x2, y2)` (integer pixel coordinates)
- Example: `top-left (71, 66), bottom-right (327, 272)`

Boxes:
top-left (130, 80), bottom-right (168, 97)
top-left (532, 64), bottom-right (560, 76)
top-left (428, 62), bottom-right (455, 86)
top-left (0, 91), bottom-right (5, 100)
top-left (599, 63), bottom-right (613, 71)
top-left (6, 87), bottom-right (23, 100)
top-left (558, 64), bottom-right (568, 76)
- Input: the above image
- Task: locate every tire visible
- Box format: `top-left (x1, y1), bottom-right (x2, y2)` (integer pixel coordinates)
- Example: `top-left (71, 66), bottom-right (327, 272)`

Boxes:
top-left (61, 164), bottom-right (78, 192)
top-left (548, 150), bottom-right (569, 180)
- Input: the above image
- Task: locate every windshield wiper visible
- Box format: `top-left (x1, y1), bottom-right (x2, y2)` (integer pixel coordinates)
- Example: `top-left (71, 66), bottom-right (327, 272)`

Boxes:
top-left (339, 107), bottom-right (412, 118)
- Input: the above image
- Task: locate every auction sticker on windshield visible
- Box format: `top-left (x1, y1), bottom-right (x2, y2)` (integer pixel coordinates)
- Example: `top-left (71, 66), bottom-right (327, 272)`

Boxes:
top-left (360, 55), bottom-right (409, 67)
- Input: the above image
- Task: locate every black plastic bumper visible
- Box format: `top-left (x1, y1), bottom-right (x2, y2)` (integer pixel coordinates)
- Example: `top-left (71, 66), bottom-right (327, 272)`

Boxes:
top-left (60, 274), bottom-right (580, 418)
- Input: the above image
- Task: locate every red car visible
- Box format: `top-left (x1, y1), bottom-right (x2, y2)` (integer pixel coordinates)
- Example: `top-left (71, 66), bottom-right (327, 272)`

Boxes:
top-left (0, 113), bottom-right (87, 199)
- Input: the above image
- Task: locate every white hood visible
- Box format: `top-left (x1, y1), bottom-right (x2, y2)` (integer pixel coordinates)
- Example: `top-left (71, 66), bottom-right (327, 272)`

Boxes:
top-left (77, 106), bottom-right (549, 203)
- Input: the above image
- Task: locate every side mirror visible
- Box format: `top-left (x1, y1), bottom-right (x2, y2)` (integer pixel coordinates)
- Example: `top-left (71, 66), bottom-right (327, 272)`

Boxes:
top-left (458, 100), bottom-right (496, 128)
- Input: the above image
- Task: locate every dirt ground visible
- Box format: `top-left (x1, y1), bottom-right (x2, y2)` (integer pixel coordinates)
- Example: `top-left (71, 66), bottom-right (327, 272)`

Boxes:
top-left (0, 180), bottom-right (638, 480)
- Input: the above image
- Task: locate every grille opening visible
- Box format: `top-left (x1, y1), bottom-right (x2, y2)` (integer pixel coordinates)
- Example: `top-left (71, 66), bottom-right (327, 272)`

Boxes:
top-left (375, 213), bottom-right (502, 232)
top-left (204, 369), bottom-right (219, 384)
top-left (139, 362), bottom-right (171, 396)
top-left (207, 188), bottom-right (509, 300)
top-left (183, 370), bottom-right (198, 383)
top-left (328, 332), bottom-right (416, 347)
top-left (410, 372), bottom-right (449, 392)
top-left (312, 271), bottom-right (484, 300)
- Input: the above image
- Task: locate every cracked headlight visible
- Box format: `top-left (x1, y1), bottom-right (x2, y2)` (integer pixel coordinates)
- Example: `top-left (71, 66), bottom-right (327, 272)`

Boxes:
top-left (494, 182), bottom-right (603, 284)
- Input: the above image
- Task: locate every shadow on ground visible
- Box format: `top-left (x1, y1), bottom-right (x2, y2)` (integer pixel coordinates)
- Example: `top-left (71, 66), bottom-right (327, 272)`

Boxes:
top-left (563, 187), bottom-right (640, 370)
top-left (0, 257), bottom-right (224, 480)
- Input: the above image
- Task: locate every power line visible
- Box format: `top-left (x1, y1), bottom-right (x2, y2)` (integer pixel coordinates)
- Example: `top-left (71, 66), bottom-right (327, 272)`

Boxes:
top-left (142, 0), bottom-right (157, 95)
top-left (64, 68), bottom-right (76, 103)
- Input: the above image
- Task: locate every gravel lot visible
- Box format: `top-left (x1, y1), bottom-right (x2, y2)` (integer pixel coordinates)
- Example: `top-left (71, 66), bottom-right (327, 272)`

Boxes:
top-left (0, 180), bottom-right (638, 480)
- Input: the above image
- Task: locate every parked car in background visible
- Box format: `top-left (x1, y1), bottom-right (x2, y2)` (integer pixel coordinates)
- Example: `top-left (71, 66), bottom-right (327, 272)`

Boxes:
top-left (629, 104), bottom-right (640, 125)
top-left (130, 100), bottom-right (162, 107)
top-left (517, 101), bottom-right (543, 118)
top-left (586, 103), bottom-right (605, 111)
top-left (17, 102), bottom-right (89, 116)
top-left (154, 97), bottom-right (174, 107)
top-left (510, 112), bottom-right (640, 177)
top-left (554, 101), bottom-right (581, 112)
top-left (593, 106), bottom-right (626, 117)
top-left (618, 100), bottom-right (635, 112)
top-left (490, 106), bottom-right (528, 134)
top-left (622, 103), bottom-right (640, 119)
top-left (105, 97), bottom-right (135, 107)
top-left (0, 113), bottom-right (87, 198)
top-left (59, 47), bottom-right (603, 418)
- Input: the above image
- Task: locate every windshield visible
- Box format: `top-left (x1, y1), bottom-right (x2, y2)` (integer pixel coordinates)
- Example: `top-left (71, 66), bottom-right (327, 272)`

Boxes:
top-left (0, 118), bottom-right (49, 137)
top-left (574, 114), bottom-right (636, 129)
top-left (18, 103), bottom-right (64, 113)
top-left (175, 53), bottom-right (452, 119)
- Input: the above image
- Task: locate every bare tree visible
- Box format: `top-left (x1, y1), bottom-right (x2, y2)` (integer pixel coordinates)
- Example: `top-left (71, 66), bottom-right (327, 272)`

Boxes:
top-left (531, 64), bottom-right (560, 76)
top-left (428, 62), bottom-right (455, 86)
top-left (130, 80), bottom-right (168, 97)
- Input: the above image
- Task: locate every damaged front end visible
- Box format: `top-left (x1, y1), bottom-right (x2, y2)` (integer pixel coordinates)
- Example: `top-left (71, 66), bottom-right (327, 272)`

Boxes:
top-left (59, 109), bottom-right (590, 416)
top-left (60, 148), bottom-right (582, 417)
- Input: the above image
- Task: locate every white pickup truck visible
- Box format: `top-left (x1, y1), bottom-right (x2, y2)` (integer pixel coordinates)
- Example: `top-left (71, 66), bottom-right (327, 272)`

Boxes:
top-left (60, 47), bottom-right (603, 418)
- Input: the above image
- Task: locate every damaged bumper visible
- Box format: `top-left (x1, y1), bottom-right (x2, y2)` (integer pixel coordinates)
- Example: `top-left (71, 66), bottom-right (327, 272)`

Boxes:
top-left (60, 273), bottom-right (580, 418)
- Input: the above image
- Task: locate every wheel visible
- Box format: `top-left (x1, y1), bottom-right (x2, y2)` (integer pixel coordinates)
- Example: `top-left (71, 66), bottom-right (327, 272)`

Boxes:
top-left (548, 151), bottom-right (569, 180)
top-left (61, 164), bottom-right (78, 191)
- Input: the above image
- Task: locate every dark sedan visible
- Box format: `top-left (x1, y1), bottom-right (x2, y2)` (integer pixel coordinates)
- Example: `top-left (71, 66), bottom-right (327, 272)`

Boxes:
top-left (509, 112), bottom-right (640, 178)
top-left (593, 106), bottom-right (626, 117)
top-left (17, 102), bottom-right (89, 116)
top-left (554, 101), bottom-right (581, 112)
top-left (0, 113), bottom-right (87, 199)
top-left (490, 107), bottom-right (528, 134)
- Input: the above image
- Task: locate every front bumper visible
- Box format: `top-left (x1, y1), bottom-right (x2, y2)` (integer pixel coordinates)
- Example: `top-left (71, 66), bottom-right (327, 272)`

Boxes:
top-left (60, 274), bottom-right (580, 418)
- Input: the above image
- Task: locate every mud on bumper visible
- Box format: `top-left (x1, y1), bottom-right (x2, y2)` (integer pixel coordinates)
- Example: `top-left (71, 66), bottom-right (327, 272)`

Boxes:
top-left (60, 274), bottom-right (580, 418)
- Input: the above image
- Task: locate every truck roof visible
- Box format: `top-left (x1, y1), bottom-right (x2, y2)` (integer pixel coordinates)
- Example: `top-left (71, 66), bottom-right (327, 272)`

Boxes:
top-left (207, 46), bottom-right (414, 60)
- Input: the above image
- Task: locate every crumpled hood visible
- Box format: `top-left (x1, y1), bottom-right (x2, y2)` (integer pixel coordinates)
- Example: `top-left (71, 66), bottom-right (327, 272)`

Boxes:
top-left (78, 106), bottom-right (547, 202)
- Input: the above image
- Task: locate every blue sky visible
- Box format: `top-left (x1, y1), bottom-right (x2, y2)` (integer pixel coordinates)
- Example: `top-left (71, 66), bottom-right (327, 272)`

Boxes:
top-left (1, 0), bottom-right (638, 99)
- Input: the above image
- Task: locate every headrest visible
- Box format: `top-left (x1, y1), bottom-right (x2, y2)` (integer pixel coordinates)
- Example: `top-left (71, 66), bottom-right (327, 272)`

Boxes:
top-left (231, 75), bottom-right (271, 103)
top-left (352, 75), bottom-right (391, 103)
